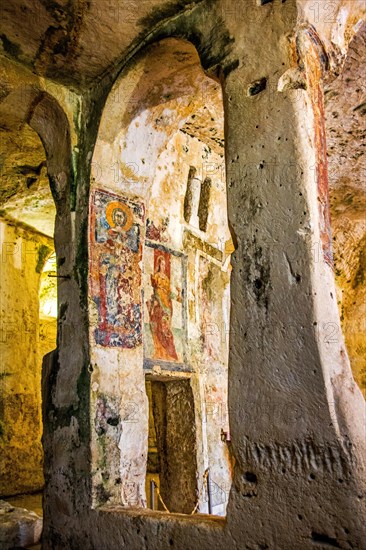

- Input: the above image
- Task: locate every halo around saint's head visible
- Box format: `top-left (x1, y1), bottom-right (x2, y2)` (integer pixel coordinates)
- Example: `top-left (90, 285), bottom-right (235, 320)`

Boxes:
top-left (106, 201), bottom-right (133, 231)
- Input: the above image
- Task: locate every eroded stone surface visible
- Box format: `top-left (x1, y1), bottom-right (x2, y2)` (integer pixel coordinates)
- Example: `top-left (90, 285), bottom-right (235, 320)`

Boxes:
top-left (0, 0), bottom-right (200, 85)
top-left (0, 124), bottom-right (55, 236)
top-left (325, 23), bottom-right (366, 396)
top-left (0, 499), bottom-right (42, 549)
top-left (0, 221), bottom-right (55, 496)
top-left (0, 1), bottom-right (365, 549)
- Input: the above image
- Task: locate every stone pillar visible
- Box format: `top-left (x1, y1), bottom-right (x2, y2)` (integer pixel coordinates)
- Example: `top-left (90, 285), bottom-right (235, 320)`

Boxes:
top-left (223, 1), bottom-right (366, 547)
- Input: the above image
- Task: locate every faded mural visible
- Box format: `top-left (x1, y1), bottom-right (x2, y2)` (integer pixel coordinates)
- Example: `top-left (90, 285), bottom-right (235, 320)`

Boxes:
top-left (298, 27), bottom-right (334, 266)
top-left (146, 217), bottom-right (169, 242)
top-left (89, 189), bottom-right (145, 347)
top-left (143, 243), bottom-right (186, 365)
top-left (198, 255), bottom-right (226, 363)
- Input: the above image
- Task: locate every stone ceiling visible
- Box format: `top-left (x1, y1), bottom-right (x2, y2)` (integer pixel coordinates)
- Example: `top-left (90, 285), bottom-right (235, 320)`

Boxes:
top-left (0, 0), bottom-right (198, 87)
top-left (0, 123), bottom-right (55, 237)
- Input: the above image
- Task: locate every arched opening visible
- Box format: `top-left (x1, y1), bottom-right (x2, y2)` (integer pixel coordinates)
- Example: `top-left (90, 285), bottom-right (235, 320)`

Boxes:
top-left (89, 38), bottom-right (233, 515)
top-left (325, 22), bottom-right (366, 398)
top-left (0, 122), bottom-right (56, 504)
top-left (0, 84), bottom-right (70, 523)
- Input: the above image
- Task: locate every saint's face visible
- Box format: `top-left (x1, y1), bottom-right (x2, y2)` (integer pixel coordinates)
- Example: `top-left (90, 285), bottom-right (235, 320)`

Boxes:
top-left (113, 209), bottom-right (126, 227)
top-left (158, 258), bottom-right (166, 273)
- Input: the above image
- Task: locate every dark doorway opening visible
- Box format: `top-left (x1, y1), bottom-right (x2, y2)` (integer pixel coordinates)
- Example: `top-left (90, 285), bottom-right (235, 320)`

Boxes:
top-left (146, 378), bottom-right (198, 514)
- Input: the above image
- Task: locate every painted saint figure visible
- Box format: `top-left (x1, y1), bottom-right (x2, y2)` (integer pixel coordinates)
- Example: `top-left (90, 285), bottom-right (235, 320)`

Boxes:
top-left (106, 202), bottom-right (133, 245)
top-left (147, 255), bottom-right (179, 361)
top-left (90, 191), bottom-right (144, 348)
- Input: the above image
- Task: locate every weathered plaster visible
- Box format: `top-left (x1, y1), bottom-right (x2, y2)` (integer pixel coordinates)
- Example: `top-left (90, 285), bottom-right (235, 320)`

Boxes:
top-left (89, 38), bottom-right (231, 514)
top-left (0, 1), bottom-right (365, 549)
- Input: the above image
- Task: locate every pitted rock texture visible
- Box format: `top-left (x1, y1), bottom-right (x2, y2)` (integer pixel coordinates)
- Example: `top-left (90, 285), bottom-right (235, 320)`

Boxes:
top-left (326, 23), bottom-right (366, 396)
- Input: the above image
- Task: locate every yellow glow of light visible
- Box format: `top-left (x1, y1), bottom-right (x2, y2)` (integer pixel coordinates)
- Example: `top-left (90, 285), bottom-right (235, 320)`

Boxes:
top-left (40, 297), bottom-right (57, 318)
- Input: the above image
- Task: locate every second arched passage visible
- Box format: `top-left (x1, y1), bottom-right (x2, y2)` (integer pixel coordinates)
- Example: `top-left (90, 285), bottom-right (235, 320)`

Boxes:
top-left (89, 37), bottom-right (233, 514)
top-left (0, 77), bottom-right (73, 501)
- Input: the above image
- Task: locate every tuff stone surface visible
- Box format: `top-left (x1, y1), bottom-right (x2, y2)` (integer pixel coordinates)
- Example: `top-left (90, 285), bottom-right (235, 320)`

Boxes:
top-left (0, 1), bottom-right (365, 549)
top-left (0, 500), bottom-right (42, 549)
top-left (325, 23), bottom-right (366, 397)
top-left (0, 221), bottom-right (55, 497)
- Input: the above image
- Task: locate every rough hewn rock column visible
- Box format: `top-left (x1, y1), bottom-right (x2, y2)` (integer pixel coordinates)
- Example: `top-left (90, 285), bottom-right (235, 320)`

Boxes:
top-left (223, 1), bottom-right (366, 547)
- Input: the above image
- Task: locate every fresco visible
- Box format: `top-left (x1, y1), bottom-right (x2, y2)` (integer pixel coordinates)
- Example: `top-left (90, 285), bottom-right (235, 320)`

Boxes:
top-left (146, 217), bottom-right (169, 242)
top-left (144, 243), bottom-right (186, 365)
top-left (89, 189), bottom-right (144, 347)
top-left (198, 255), bottom-right (226, 363)
top-left (298, 27), bottom-right (333, 266)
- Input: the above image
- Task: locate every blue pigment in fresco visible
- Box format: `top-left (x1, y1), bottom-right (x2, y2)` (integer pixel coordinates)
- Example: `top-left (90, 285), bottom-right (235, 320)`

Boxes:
top-left (89, 189), bottom-right (144, 348)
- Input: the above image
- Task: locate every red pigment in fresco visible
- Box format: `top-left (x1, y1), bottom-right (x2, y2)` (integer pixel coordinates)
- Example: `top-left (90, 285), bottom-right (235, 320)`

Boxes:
top-left (298, 26), bottom-right (333, 267)
top-left (146, 249), bottom-right (179, 361)
top-left (89, 189), bottom-right (145, 347)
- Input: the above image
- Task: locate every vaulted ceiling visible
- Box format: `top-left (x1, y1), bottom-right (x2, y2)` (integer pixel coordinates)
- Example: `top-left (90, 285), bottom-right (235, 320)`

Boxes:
top-left (0, 0), bottom-right (197, 87)
top-left (0, 3), bottom-right (364, 240)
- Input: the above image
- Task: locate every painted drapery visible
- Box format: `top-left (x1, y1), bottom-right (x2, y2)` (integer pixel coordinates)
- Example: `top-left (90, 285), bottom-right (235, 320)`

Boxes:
top-left (89, 189), bottom-right (144, 347)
